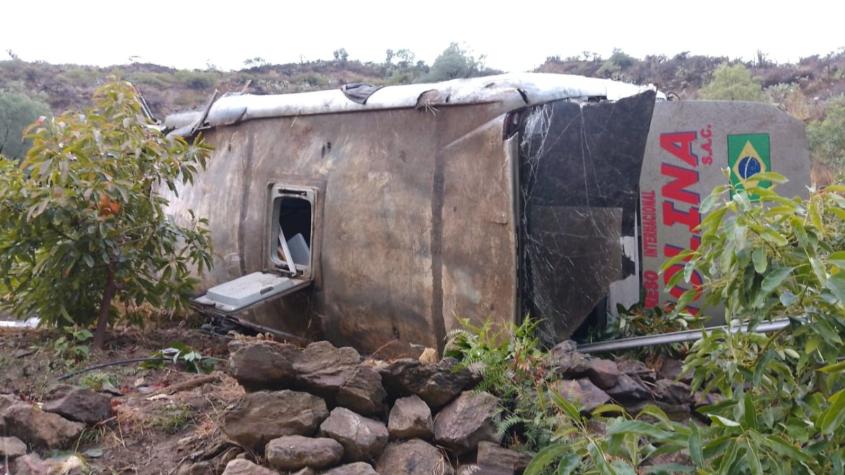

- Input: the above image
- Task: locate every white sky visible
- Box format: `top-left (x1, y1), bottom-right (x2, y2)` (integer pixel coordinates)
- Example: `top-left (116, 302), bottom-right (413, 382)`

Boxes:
top-left (1, 0), bottom-right (842, 72)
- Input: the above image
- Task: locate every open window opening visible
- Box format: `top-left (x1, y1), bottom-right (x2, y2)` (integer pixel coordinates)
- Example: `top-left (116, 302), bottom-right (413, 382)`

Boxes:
top-left (193, 184), bottom-right (317, 314)
top-left (271, 188), bottom-right (315, 277)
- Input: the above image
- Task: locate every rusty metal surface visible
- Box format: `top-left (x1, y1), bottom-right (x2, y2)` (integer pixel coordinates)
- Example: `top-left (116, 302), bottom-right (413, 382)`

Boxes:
top-left (166, 103), bottom-right (518, 352)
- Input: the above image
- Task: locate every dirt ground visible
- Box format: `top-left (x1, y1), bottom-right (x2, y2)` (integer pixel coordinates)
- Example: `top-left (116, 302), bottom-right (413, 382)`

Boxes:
top-left (0, 321), bottom-right (246, 474)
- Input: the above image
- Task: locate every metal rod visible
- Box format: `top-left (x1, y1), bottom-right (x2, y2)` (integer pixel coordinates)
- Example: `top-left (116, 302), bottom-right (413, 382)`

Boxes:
top-left (576, 318), bottom-right (795, 354)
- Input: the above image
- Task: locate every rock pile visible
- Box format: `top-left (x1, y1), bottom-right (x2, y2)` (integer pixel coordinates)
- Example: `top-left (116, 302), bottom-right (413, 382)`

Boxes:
top-left (549, 340), bottom-right (698, 418)
top-left (0, 386), bottom-right (113, 473)
top-left (217, 339), bottom-right (517, 475)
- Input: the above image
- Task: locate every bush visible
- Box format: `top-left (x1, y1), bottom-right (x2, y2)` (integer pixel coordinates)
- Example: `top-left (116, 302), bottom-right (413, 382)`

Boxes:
top-left (419, 43), bottom-right (490, 83)
top-left (528, 175), bottom-right (845, 473)
top-left (0, 81), bottom-right (214, 349)
top-left (808, 96), bottom-right (845, 169)
top-left (699, 63), bottom-right (765, 101)
top-left (0, 91), bottom-right (50, 159)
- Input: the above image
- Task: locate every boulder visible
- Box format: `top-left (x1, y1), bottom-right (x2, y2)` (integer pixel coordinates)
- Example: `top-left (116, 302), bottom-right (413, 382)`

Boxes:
top-left (656, 357), bottom-right (687, 382)
top-left (3, 403), bottom-right (84, 449)
top-left (222, 390), bottom-right (328, 452)
top-left (653, 379), bottom-right (692, 405)
top-left (229, 340), bottom-right (300, 390)
top-left (457, 464), bottom-right (512, 475)
top-left (548, 341), bottom-right (591, 376)
top-left (379, 358), bottom-right (476, 410)
top-left (376, 439), bottom-right (454, 475)
top-left (12, 454), bottom-right (51, 475)
top-left (605, 374), bottom-right (651, 402)
top-left (42, 385), bottom-right (112, 425)
top-left (0, 394), bottom-right (21, 433)
top-left (585, 359), bottom-right (620, 390)
top-left (321, 462), bottom-right (380, 475)
top-left (369, 340), bottom-right (425, 361)
top-left (388, 395), bottom-right (433, 440)
top-left (552, 379), bottom-right (610, 413)
top-left (320, 407), bottom-right (388, 462)
top-left (476, 441), bottom-right (532, 473)
top-left (178, 461), bottom-right (215, 475)
top-left (433, 391), bottom-right (500, 454)
top-left (294, 342), bottom-right (361, 395)
top-left (616, 359), bottom-right (656, 383)
top-left (0, 436), bottom-right (27, 459)
top-left (266, 435), bottom-right (343, 471)
top-left (221, 459), bottom-right (279, 475)
top-left (335, 366), bottom-right (387, 416)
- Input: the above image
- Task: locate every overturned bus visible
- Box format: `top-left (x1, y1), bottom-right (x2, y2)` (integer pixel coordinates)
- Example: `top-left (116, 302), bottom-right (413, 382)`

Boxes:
top-left (163, 73), bottom-right (810, 352)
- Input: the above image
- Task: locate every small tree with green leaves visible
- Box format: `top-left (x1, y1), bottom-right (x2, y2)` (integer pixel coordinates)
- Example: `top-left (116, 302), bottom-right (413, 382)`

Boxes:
top-left (0, 81), bottom-right (213, 349)
top-left (808, 96), bottom-right (845, 169)
top-left (419, 43), bottom-right (490, 82)
top-left (699, 63), bottom-right (765, 101)
top-left (0, 91), bottom-right (51, 159)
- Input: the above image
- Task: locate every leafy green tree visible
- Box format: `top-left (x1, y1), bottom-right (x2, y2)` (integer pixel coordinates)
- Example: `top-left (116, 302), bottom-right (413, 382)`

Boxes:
top-left (698, 63), bottom-right (765, 101)
top-left (596, 48), bottom-right (637, 80)
top-left (0, 91), bottom-right (50, 159)
top-left (0, 81), bottom-right (213, 349)
top-left (419, 43), bottom-right (489, 82)
top-left (808, 96), bottom-right (845, 169)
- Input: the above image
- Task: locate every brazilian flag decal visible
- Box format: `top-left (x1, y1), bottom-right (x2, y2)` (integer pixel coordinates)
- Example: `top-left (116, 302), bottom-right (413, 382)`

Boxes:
top-left (728, 133), bottom-right (771, 195)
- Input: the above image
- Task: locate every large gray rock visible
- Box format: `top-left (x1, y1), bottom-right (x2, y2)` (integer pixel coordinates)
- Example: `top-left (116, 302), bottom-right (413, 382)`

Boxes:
top-left (457, 464), bottom-right (511, 475)
top-left (585, 359), bottom-right (621, 390)
top-left (229, 340), bottom-right (300, 390)
top-left (223, 390), bottom-right (328, 452)
top-left (0, 436), bottom-right (27, 459)
top-left (605, 374), bottom-right (651, 402)
top-left (433, 391), bottom-right (500, 454)
top-left (653, 379), bottom-right (692, 405)
top-left (266, 435), bottom-right (343, 471)
top-left (476, 441), bottom-right (532, 473)
top-left (3, 403), bottom-right (84, 449)
top-left (335, 365), bottom-right (387, 416)
top-left (552, 379), bottom-right (610, 413)
top-left (221, 458), bottom-right (279, 475)
top-left (321, 462), bottom-right (379, 475)
top-left (388, 395), bottom-right (433, 440)
top-left (616, 359), bottom-right (656, 383)
top-left (376, 439), bottom-right (454, 475)
top-left (548, 341), bottom-right (591, 377)
top-left (11, 454), bottom-right (52, 475)
top-left (42, 385), bottom-right (112, 424)
top-left (320, 407), bottom-right (388, 462)
top-left (0, 394), bottom-right (21, 433)
top-left (379, 358), bottom-right (477, 410)
top-left (294, 342), bottom-right (362, 395)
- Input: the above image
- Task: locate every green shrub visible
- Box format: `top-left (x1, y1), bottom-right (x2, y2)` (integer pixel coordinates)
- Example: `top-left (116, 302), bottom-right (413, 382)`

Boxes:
top-left (0, 91), bottom-right (50, 159)
top-left (0, 81), bottom-right (213, 349)
top-left (808, 96), bottom-right (845, 169)
top-left (699, 63), bottom-right (765, 101)
top-left (527, 175), bottom-right (845, 474)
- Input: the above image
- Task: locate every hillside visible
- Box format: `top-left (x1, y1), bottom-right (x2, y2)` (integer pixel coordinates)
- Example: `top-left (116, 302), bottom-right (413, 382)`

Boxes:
top-left (2, 49), bottom-right (844, 119)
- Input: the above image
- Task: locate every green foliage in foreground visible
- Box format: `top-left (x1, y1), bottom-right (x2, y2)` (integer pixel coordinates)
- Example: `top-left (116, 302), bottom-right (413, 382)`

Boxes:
top-left (451, 175), bottom-right (845, 474)
top-left (0, 81), bottom-right (213, 348)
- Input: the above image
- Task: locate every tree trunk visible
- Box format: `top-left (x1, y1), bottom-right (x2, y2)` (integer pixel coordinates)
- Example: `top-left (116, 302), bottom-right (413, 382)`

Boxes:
top-left (93, 262), bottom-right (117, 350)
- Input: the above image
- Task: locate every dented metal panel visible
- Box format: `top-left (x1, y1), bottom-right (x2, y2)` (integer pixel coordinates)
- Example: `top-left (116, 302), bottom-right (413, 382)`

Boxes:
top-left (516, 92), bottom-right (657, 342)
top-left (164, 73), bottom-right (657, 133)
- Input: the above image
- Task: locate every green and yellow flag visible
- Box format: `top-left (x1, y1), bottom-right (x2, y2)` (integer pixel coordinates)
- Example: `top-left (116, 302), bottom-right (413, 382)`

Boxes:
top-left (728, 133), bottom-right (771, 195)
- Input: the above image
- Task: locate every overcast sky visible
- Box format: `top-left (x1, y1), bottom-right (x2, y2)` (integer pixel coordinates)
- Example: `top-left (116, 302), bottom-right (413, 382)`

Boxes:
top-left (1, 0), bottom-right (842, 72)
